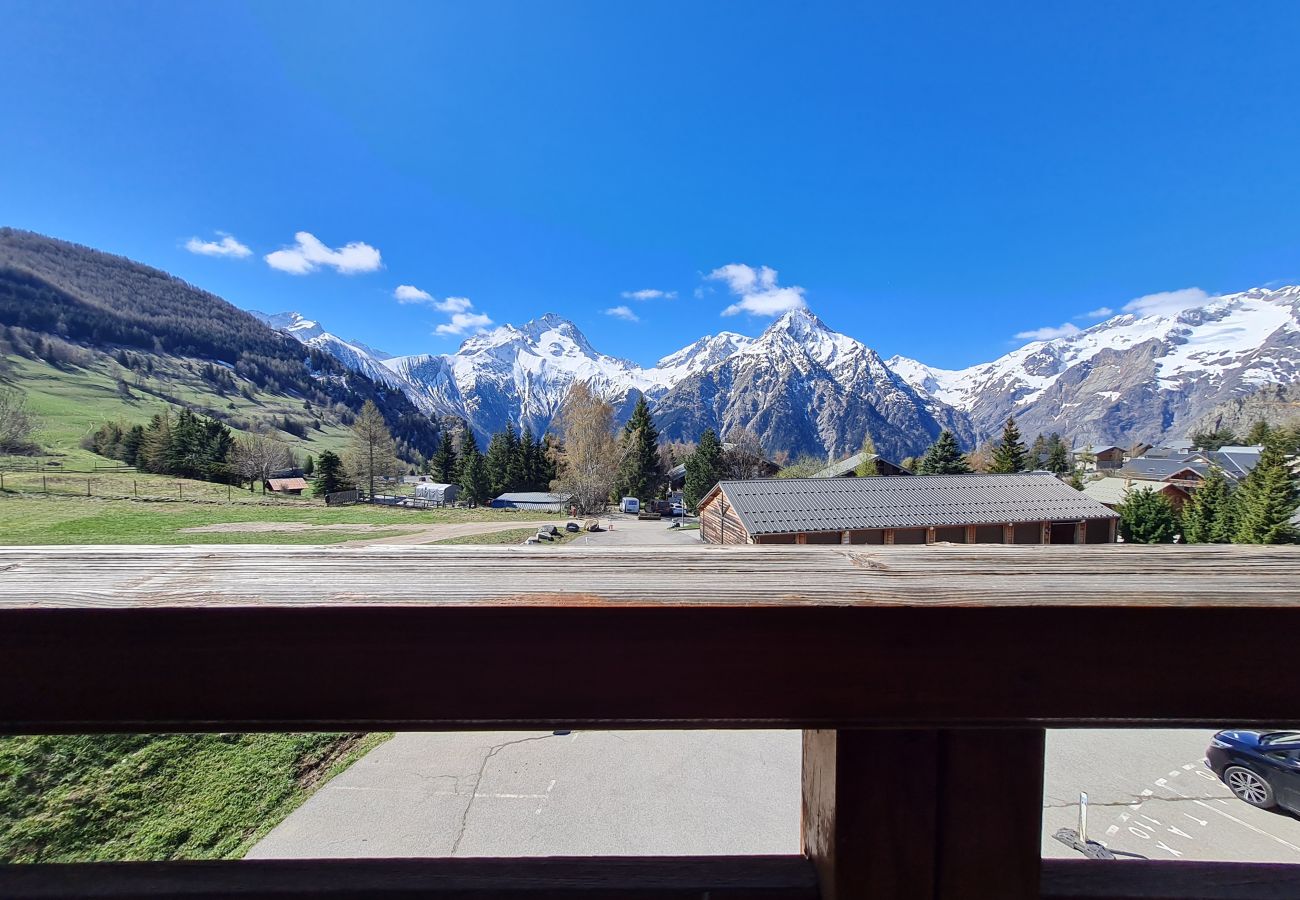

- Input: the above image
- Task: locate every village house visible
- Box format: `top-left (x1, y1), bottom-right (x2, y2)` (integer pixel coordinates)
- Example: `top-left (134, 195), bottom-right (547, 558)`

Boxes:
top-left (698, 472), bottom-right (1118, 546)
top-left (491, 491), bottom-right (569, 512)
top-left (1081, 475), bottom-right (1192, 512)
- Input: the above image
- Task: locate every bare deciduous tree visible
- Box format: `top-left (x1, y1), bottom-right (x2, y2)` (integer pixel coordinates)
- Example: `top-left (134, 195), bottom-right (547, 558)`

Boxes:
top-left (0, 388), bottom-right (38, 454)
top-left (347, 400), bottom-right (401, 499)
top-left (230, 432), bottom-right (292, 492)
top-left (551, 382), bottom-right (621, 514)
top-left (722, 426), bottom-right (767, 480)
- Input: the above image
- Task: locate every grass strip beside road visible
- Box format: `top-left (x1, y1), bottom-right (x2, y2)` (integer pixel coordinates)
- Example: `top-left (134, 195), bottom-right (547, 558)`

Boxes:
top-left (428, 526), bottom-right (583, 546)
top-left (0, 496), bottom-right (561, 544)
top-left (0, 733), bottom-right (391, 863)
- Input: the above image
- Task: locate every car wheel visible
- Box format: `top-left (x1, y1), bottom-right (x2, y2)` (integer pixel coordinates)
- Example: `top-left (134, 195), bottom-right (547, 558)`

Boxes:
top-left (1224, 766), bottom-right (1276, 808)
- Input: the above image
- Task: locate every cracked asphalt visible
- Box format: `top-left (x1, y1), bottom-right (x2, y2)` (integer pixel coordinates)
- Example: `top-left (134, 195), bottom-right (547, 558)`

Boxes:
top-left (249, 729), bottom-right (1300, 862)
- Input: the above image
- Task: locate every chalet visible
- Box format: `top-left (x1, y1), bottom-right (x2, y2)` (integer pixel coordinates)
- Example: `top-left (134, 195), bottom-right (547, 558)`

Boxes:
top-left (698, 472), bottom-right (1118, 546)
top-left (491, 491), bottom-right (569, 512)
top-left (1081, 476), bottom-right (1192, 512)
top-left (1093, 446), bottom-right (1125, 470)
top-left (1116, 457), bottom-right (1209, 484)
top-left (811, 451), bottom-right (911, 478)
top-left (264, 477), bottom-right (308, 495)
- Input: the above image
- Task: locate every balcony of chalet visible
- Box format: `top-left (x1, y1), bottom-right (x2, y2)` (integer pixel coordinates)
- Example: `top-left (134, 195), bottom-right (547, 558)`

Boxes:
top-left (1, 542), bottom-right (1298, 899)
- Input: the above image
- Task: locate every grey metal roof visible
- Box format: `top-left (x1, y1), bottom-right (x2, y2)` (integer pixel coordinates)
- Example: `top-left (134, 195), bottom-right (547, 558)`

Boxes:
top-left (1117, 458), bottom-right (1209, 480)
top-left (712, 473), bottom-right (1117, 535)
top-left (812, 451), bottom-right (877, 478)
top-left (495, 492), bottom-right (568, 504)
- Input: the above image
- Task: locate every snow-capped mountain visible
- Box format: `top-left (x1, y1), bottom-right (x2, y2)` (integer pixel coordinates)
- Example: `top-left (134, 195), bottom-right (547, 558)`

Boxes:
top-left (888, 285), bottom-right (1300, 446)
top-left (256, 284), bottom-right (1300, 456)
top-left (652, 308), bottom-right (975, 460)
top-left (250, 310), bottom-right (406, 391)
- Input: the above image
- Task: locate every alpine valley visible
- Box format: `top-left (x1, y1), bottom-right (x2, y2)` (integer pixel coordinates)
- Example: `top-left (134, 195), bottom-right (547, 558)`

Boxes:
top-left (4, 229), bottom-right (1299, 461)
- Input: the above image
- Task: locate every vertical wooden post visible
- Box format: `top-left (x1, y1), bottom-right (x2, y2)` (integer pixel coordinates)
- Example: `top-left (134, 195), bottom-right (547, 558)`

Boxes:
top-left (1040, 521), bottom-right (1050, 544)
top-left (841, 531), bottom-right (851, 545)
top-left (926, 527), bottom-right (936, 545)
top-left (964, 525), bottom-right (976, 545)
top-left (796, 533), bottom-right (808, 545)
top-left (884, 529), bottom-right (895, 545)
top-left (1003, 522), bottom-right (1014, 544)
top-left (802, 728), bottom-right (1044, 900)
top-left (1075, 520), bottom-right (1086, 544)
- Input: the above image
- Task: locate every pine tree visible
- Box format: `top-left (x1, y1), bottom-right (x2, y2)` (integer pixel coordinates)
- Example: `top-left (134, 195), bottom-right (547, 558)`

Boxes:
top-left (485, 422), bottom-right (521, 498)
top-left (432, 430), bottom-right (458, 483)
top-left (683, 428), bottom-right (726, 510)
top-left (1030, 433), bottom-right (1047, 466)
top-left (457, 431), bottom-right (491, 505)
top-left (854, 433), bottom-right (881, 476)
top-left (1116, 486), bottom-right (1180, 544)
top-left (303, 454), bottom-right (315, 476)
top-left (917, 430), bottom-right (972, 475)
top-left (614, 395), bottom-right (663, 501)
top-left (1182, 466), bottom-right (1234, 544)
top-left (1068, 470), bottom-right (1084, 491)
top-left (989, 416), bottom-right (1029, 474)
top-left (1246, 419), bottom-right (1273, 445)
top-left (518, 428), bottom-right (541, 491)
top-left (1045, 433), bottom-right (1071, 476)
top-left (1232, 437), bottom-right (1299, 544)
top-left (311, 450), bottom-right (351, 496)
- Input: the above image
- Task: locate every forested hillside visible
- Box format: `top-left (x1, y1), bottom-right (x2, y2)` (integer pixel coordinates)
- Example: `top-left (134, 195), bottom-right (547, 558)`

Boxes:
top-left (0, 229), bottom-right (439, 461)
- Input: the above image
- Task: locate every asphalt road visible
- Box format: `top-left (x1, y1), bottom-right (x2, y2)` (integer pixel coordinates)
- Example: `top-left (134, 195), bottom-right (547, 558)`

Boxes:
top-left (250, 728), bottom-right (1300, 862)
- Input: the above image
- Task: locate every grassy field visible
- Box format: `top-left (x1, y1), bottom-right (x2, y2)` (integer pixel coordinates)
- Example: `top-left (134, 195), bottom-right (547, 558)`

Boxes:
top-left (0, 496), bottom-right (562, 544)
top-left (2, 354), bottom-right (354, 468)
top-left (0, 732), bottom-right (390, 862)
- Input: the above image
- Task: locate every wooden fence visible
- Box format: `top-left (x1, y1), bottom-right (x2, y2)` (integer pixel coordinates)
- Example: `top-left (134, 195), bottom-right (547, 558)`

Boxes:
top-left (1, 543), bottom-right (1298, 899)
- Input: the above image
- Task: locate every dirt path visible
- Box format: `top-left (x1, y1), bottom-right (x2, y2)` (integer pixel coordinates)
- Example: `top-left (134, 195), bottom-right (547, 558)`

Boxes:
top-left (340, 520), bottom-right (563, 546)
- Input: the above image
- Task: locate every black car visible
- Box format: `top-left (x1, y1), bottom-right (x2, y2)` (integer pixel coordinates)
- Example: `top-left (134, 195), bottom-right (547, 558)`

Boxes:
top-left (1206, 730), bottom-right (1300, 814)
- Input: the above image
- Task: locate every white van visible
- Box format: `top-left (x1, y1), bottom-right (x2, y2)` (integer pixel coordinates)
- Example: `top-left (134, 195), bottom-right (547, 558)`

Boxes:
top-left (620, 496), bottom-right (640, 514)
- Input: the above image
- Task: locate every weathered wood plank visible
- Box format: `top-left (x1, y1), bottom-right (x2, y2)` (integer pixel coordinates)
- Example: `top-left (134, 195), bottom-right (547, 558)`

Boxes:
top-left (3, 603), bottom-right (1299, 731)
top-left (802, 729), bottom-right (1044, 900)
top-left (1041, 858), bottom-right (1300, 899)
top-left (2, 545), bottom-right (1300, 608)
top-left (0, 856), bottom-right (819, 899)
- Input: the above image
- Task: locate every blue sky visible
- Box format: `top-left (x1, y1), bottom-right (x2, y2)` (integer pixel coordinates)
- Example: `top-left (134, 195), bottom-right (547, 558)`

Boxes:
top-left (3, 1), bottom-right (1299, 368)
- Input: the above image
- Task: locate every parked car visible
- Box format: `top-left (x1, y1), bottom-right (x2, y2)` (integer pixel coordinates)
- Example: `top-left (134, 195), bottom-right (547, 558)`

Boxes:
top-left (1206, 730), bottom-right (1300, 814)
top-left (671, 503), bottom-right (686, 517)
top-left (620, 497), bottom-right (640, 514)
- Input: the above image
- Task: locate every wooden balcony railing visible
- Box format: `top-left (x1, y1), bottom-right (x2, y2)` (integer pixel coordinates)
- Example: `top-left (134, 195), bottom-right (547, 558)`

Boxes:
top-left (1, 543), bottom-right (1298, 899)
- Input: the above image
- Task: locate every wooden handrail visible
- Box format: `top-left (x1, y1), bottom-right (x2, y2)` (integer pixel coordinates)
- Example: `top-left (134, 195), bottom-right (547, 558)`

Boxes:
top-left (2, 545), bottom-right (1299, 899)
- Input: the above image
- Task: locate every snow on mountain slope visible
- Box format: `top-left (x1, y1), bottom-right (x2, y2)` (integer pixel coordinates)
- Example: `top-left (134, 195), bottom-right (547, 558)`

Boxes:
top-left (250, 310), bottom-right (410, 395)
top-left (653, 308), bottom-right (975, 459)
top-left (889, 285), bottom-right (1300, 444)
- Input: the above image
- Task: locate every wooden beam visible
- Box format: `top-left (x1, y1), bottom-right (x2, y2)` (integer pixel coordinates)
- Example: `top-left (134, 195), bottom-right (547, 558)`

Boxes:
top-left (802, 729), bottom-right (1044, 900)
top-left (1041, 859), bottom-right (1300, 899)
top-left (926, 527), bottom-right (936, 545)
top-left (0, 857), bottom-right (819, 899)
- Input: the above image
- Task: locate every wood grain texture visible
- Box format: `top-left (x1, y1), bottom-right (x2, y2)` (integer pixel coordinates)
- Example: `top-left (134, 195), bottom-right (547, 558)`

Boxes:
top-left (4, 603), bottom-right (1300, 732)
top-left (0, 857), bottom-right (819, 899)
top-left (2, 544), bottom-right (1300, 609)
top-left (1041, 859), bottom-right (1300, 899)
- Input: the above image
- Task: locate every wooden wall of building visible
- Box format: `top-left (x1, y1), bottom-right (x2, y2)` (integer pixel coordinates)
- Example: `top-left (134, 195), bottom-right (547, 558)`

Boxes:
top-left (699, 493), bottom-right (752, 544)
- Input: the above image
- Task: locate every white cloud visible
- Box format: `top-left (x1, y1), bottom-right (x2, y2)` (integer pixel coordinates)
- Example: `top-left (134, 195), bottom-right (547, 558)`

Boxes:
top-left (394, 284), bottom-right (433, 303)
top-left (1014, 322), bottom-right (1082, 341)
top-left (706, 263), bottom-right (807, 317)
top-left (185, 233), bottom-right (251, 258)
top-left (1122, 287), bottom-right (1210, 318)
top-left (265, 231), bottom-right (382, 275)
top-left (435, 312), bottom-right (494, 336)
top-left (621, 289), bottom-right (677, 301)
top-left (435, 296), bottom-right (473, 313)
top-left (604, 305), bottom-right (640, 322)
top-left (1076, 306), bottom-right (1114, 320)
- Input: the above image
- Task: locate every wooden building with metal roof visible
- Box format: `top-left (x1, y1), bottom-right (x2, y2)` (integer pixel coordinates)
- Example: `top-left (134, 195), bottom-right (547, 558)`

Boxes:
top-left (698, 472), bottom-right (1118, 546)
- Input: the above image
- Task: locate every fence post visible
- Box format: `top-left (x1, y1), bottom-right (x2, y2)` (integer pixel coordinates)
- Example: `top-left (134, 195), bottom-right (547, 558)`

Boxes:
top-left (43, 475), bottom-right (48, 493)
top-left (87, 479), bottom-right (91, 497)
top-left (134, 480), bottom-right (138, 498)
top-left (178, 483), bottom-right (183, 500)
